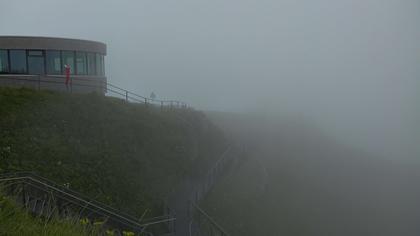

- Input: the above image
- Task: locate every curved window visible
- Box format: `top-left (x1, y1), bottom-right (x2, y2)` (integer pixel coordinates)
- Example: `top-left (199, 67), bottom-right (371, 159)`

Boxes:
top-left (76, 52), bottom-right (87, 75)
top-left (87, 53), bottom-right (96, 75)
top-left (0, 49), bottom-right (104, 76)
top-left (61, 51), bottom-right (75, 74)
top-left (96, 53), bottom-right (104, 76)
top-left (0, 50), bottom-right (8, 73)
top-left (46, 50), bottom-right (61, 75)
top-left (27, 50), bottom-right (45, 75)
top-left (9, 50), bottom-right (27, 74)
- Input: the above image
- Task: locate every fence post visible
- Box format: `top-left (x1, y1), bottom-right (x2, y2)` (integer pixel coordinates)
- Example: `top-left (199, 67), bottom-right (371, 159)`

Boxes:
top-left (22, 182), bottom-right (26, 207)
top-left (125, 91), bottom-right (128, 102)
top-left (144, 98), bottom-right (148, 106)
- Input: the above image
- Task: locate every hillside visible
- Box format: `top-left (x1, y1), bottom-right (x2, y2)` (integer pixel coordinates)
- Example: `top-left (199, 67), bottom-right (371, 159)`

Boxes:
top-left (0, 87), bottom-right (228, 218)
top-left (0, 191), bottom-right (95, 236)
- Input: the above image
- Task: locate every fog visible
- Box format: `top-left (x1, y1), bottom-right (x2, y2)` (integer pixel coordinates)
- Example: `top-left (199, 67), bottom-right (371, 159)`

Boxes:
top-left (1, 1), bottom-right (420, 235)
top-left (0, 0), bottom-right (420, 158)
top-left (1, 0), bottom-right (418, 167)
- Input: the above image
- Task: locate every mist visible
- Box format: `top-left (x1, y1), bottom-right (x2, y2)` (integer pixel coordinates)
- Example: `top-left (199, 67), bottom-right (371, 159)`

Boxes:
top-left (1, 0), bottom-right (420, 235)
top-left (3, 0), bottom-right (418, 160)
top-left (1, 0), bottom-right (418, 160)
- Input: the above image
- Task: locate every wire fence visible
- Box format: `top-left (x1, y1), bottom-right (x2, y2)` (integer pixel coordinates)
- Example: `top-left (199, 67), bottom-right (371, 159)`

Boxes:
top-left (0, 75), bottom-right (188, 109)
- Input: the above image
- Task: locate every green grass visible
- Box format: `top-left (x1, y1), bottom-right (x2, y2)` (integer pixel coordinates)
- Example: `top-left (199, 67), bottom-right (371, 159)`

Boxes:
top-left (0, 192), bottom-right (96, 236)
top-left (0, 87), bottom-right (227, 218)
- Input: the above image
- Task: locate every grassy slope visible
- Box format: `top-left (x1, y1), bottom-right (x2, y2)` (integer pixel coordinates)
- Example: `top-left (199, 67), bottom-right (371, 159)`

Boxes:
top-left (0, 88), bottom-right (227, 217)
top-left (0, 193), bottom-right (93, 236)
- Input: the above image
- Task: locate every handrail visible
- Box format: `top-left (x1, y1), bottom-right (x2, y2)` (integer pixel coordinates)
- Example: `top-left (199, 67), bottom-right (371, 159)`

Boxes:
top-left (187, 146), bottom-right (234, 236)
top-left (192, 202), bottom-right (230, 236)
top-left (0, 172), bottom-right (176, 233)
top-left (0, 171), bottom-right (138, 220)
top-left (0, 75), bottom-right (188, 108)
top-left (0, 177), bottom-right (141, 226)
top-left (9, 180), bottom-right (145, 231)
top-left (107, 82), bottom-right (187, 106)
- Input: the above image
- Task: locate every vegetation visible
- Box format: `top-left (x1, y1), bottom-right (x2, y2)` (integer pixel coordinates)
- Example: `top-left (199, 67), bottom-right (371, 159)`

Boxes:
top-left (0, 87), bottom-right (227, 218)
top-left (0, 192), bottom-right (94, 236)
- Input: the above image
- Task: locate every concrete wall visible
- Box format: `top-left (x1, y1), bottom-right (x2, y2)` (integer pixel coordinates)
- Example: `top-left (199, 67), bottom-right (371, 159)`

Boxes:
top-left (0, 36), bottom-right (106, 54)
top-left (0, 75), bottom-right (106, 94)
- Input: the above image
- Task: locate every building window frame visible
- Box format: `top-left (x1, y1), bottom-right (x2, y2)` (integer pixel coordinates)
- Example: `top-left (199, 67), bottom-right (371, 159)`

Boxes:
top-left (0, 49), bottom-right (9, 74)
top-left (61, 50), bottom-right (76, 75)
top-left (27, 50), bottom-right (45, 75)
top-left (45, 50), bottom-right (63, 75)
top-left (87, 52), bottom-right (96, 76)
top-left (9, 49), bottom-right (28, 74)
top-left (95, 53), bottom-right (105, 76)
top-left (75, 51), bottom-right (87, 75)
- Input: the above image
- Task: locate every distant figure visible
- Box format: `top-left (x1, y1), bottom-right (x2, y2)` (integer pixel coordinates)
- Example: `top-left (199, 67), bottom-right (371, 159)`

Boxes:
top-left (150, 92), bottom-right (156, 100)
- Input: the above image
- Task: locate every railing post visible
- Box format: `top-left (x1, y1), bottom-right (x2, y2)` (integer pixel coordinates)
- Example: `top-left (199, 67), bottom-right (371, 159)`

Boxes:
top-left (38, 75), bottom-right (41, 91)
top-left (22, 182), bottom-right (26, 206)
top-left (70, 76), bottom-right (73, 93)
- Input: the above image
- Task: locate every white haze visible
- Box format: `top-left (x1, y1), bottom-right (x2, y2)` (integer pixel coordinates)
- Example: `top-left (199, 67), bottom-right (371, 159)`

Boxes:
top-left (0, 0), bottom-right (418, 159)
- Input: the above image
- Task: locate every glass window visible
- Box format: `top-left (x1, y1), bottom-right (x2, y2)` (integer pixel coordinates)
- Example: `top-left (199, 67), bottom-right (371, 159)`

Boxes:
top-left (46, 50), bottom-right (61, 75)
top-left (101, 55), bottom-right (105, 76)
top-left (87, 52), bottom-right (96, 75)
top-left (28, 50), bottom-right (43, 56)
top-left (61, 51), bottom-right (75, 74)
top-left (27, 50), bottom-right (45, 75)
top-left (76, 52), bottom-right (87, 75)
top-left (0, 50), bottom-right (9, 73)
top-left (10, 50), bottom-right (27, 74)
top-left (96, 53), bottom-right (105, 76)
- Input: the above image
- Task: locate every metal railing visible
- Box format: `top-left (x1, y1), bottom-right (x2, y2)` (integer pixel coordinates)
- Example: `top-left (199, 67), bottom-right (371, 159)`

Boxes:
top-left (191, 202), bottom-right (230, 236)
top-left (0, 74), bottom-right (188, 109)
top-left (0, 172), bottom-right (176, 236)
top-left (187, 147), bottom-right (234, 236)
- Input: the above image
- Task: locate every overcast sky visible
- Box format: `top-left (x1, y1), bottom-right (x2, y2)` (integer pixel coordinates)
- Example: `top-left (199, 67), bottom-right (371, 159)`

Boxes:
top-left (0, 0), bottom-right (419, 159)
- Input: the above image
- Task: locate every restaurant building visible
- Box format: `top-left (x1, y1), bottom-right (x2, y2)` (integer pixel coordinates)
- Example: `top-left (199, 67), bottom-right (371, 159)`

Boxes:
top-left (0, 36), bottom-right (107, 93)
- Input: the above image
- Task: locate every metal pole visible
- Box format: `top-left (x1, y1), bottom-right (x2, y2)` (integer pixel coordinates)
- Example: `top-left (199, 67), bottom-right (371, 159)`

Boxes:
top-left (125, 91), bottom-right (128, 101)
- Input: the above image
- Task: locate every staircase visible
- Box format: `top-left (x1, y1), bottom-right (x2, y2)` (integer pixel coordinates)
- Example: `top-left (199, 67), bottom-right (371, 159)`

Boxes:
top-left (0, 172), bottom-right (175, 236)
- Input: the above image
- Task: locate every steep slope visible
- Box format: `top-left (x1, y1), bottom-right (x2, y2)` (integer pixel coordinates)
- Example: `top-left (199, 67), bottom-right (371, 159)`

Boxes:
top-left (0, 87), bottom-right (228, 218)
top-left (0, 192), bottom-right (95, 236)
